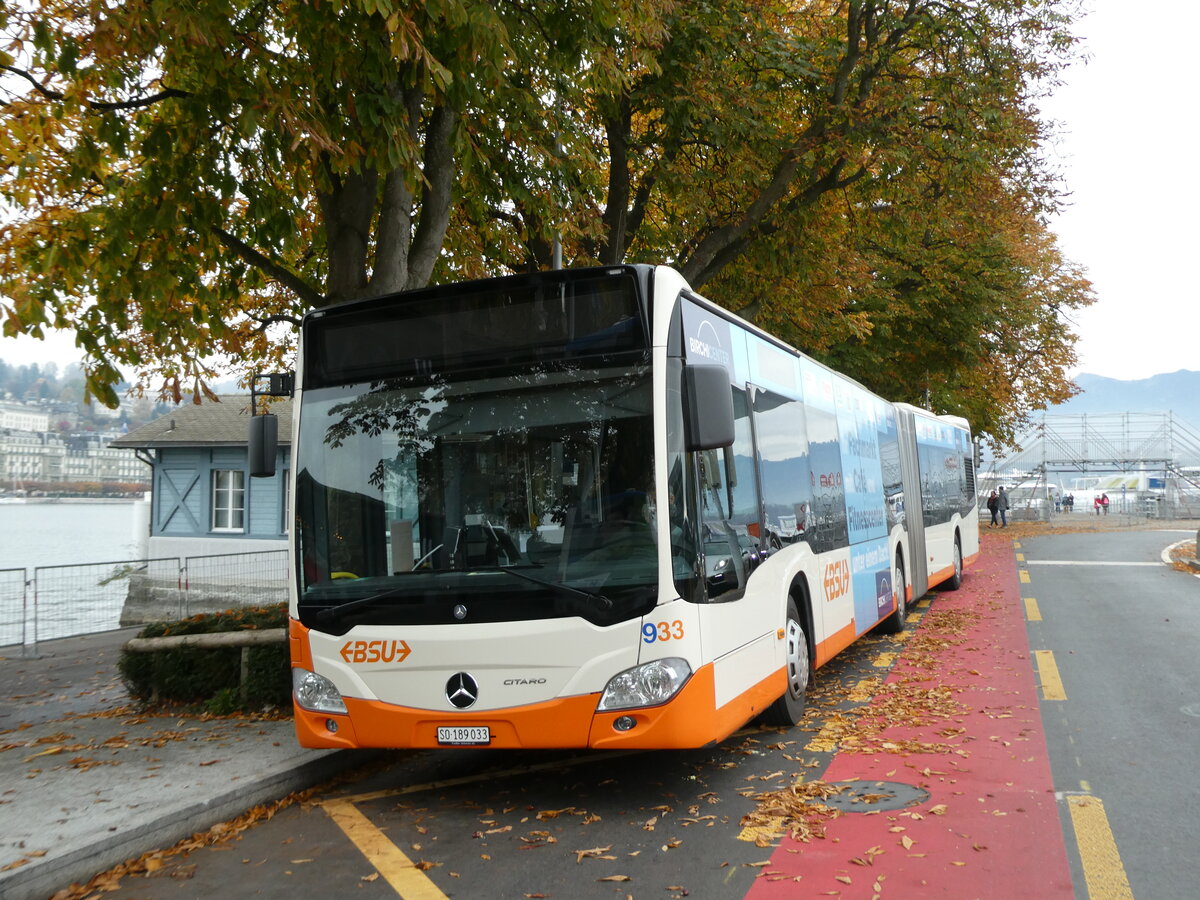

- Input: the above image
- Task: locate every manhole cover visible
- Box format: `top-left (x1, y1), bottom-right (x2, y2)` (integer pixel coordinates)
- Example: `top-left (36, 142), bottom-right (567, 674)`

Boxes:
top-left (819, 780), bottom-right (930, 813)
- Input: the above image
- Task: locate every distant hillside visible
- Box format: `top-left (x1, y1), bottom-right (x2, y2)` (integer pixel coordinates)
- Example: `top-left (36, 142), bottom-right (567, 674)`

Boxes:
top-left (1052, 370), bottom-right (1200, 427)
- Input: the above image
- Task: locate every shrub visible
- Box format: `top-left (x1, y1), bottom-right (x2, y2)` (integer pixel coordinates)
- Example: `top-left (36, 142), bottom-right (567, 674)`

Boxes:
top-left (118, 603), bottom-right (291, 712)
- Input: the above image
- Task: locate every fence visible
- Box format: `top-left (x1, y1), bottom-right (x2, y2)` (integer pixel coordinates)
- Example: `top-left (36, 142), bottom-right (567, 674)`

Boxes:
top-left (0, 550), bottom-right (289, 654)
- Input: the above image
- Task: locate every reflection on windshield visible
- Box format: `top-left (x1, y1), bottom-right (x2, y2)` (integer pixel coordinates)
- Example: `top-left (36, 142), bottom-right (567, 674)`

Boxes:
top-left (295, 365), bottom-right (658, 630)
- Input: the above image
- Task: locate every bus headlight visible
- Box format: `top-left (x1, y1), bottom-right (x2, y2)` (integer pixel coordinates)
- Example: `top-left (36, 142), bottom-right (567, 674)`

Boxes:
top-left (292, 668), bottom-right (348, 714)
top-left (598, 658), bottom-right (692, 711)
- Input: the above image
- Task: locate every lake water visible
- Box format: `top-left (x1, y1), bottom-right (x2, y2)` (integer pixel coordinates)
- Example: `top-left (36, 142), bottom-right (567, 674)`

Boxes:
top-left (0, 501), bottom-right (140, 571)
top-left (0, 502), bottom-right (141, 647)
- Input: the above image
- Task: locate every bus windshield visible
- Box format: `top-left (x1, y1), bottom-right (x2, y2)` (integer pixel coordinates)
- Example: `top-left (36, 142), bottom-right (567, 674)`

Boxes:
top-left (294, 365), bottom-right (658, 633)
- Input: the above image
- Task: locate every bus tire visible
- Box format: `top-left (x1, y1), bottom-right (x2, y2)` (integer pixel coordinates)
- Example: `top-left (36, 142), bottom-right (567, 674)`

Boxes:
top-left (878, 555), bottom-right (907, 634)
top-left (944, 535), bottom-right (964, 590)
top-left (761, 596), bottom-right (810, 727)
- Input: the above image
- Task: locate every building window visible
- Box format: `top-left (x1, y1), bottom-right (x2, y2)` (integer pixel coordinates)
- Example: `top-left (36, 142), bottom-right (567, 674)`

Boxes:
top-left (212, 469), bottom-right (246, 532)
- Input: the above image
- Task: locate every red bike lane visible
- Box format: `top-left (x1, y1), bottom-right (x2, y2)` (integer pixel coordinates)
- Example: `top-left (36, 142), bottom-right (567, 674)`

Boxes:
top-left (746, 535), bottom-right (1075, 898)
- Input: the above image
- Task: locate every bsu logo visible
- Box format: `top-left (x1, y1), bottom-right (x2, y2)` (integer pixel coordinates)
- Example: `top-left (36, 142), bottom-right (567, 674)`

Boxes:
top-left (823, 559), bottom-right (850, 602)
top-left (340, 639), bottom-right (411, 664)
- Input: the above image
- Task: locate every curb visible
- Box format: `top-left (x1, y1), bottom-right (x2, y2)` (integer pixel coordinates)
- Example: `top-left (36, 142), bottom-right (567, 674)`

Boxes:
top-left (1161, 538), bottom-right (1200, 573)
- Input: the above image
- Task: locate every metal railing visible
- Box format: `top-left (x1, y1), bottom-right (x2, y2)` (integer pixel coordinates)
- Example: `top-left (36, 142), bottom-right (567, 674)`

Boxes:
top-left (0, 550), bottom-right (289, 655)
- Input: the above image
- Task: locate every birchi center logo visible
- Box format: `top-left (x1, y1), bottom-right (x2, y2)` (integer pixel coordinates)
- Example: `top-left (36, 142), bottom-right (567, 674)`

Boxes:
top-left (687, 319), bottom-right (732, 368)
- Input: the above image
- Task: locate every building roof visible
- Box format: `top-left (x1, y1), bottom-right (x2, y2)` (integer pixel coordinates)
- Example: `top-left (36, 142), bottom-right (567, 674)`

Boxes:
top-left (109, 396), bottom-right (293, 449)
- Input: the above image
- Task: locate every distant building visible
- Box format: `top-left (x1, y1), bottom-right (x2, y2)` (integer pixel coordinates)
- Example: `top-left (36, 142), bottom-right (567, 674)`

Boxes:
top-left (0, 427), bottom-right (145, 488)
top-left (0, 401), bottom-right (51, 433)
top-left (110, 396), bottom-right (292, 559)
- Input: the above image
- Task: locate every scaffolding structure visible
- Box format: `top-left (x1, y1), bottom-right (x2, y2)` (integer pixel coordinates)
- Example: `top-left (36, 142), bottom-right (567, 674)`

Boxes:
top-left (984, 412), bottom-right (1200, 519)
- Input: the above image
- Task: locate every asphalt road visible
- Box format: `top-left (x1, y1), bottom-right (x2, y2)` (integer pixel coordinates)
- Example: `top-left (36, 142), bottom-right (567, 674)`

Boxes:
top-left (1018, 527), bottom-right (1200, 899)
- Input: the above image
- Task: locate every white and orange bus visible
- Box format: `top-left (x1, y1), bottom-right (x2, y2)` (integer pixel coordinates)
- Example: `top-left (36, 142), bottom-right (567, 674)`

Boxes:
top-left (253, 264), bottom-right (979, 749)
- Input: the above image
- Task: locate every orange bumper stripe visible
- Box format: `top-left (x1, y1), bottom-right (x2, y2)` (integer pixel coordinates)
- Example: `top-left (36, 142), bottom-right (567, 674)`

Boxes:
top-left (292, 661), bottom-right (788, 751)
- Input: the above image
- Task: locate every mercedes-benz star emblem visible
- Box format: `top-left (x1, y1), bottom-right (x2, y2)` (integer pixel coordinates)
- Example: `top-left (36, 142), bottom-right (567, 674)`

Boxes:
top-left (446, 672), bottom-right (479, 709)
top-left (453, 604), bottom-right (468, 621)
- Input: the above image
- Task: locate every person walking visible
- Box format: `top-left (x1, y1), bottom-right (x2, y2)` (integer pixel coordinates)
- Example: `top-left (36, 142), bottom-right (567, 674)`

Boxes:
top-left (1101, 493), bottom-right (1110, 516)
top-left (986, 490), bottom-right (999, 527)
top-left (997, 486), bottom-right (1010, 528)
top-left (1093, 495), bottom-right (1101, 515)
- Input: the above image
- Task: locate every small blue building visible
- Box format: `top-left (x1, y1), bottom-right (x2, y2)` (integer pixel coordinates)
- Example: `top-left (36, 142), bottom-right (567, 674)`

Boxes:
top-left (111, 396), bottom-right (292, 561)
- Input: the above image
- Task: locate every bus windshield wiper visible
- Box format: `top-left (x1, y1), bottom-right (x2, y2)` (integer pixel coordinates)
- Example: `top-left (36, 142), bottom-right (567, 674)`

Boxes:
top-left (479, 566), bottom-right (612, 609)
top-left (312, 567), bottom-right (611, 627)
top-left (314, 587), bottom-right (411, 627)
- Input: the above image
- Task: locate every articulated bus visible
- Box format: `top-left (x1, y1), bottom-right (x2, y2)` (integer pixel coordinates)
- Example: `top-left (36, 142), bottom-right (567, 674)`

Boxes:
top-left (256, 264), bottom-right (979, 750)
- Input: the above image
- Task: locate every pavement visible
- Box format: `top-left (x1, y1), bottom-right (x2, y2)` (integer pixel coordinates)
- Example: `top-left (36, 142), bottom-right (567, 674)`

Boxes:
top-left (0, 629), bottom-right (369, 900)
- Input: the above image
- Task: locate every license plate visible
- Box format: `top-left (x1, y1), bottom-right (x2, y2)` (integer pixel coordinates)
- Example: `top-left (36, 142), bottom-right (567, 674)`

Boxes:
top-left (437, 725), bottom-right (491, 745)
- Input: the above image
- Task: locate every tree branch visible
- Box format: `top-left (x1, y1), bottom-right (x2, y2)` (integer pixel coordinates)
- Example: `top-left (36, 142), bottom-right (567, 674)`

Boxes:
top-left (1, 64), bottom-right (190, 110)
top-left (210, 226), bottom-right (324, 308)
top-left (406, 103), bottom-right (458, 289)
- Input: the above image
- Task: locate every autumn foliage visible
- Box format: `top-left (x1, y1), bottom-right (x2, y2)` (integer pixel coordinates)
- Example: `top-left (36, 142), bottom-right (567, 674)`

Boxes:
top-left (1, 1), bottom-right (1092, 444)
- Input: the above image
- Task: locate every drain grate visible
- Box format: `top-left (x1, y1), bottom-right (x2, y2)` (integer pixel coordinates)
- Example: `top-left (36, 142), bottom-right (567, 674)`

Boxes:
top-left (819, 780), bottom-right (930, 813)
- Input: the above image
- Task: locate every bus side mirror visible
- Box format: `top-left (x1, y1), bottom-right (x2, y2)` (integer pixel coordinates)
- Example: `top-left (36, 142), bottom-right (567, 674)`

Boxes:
top-left (683, 364), bottom-right (734, 451)
top-left (248, 413), bottom-right (278, 478)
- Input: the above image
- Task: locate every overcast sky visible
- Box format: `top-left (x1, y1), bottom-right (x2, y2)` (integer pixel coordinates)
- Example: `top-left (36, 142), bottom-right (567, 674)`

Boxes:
top-left (2, 1), bottom-right (1197, 382)
top-left (1039, 0), bottom-right (1200, 381)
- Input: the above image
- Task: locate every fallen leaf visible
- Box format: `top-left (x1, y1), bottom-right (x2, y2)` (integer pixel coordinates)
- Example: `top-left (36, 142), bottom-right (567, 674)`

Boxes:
top-left (23, 746), bottom-right (63, 761)
top-left (574, 846), bottom-right (613, 864)
top-left (597, 874), bottom-right (631, 882)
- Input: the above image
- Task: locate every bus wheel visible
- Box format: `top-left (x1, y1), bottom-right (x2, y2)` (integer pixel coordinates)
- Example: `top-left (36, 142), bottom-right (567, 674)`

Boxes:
top-left (945, 536), bottom-right (964, 590)
top-left (879, 558), bottom-right (907, 634)
top-left (762, 597), bottom-right (810, 727)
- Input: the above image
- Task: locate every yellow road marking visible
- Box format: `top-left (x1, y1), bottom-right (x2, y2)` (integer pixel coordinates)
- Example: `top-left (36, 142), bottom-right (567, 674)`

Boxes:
top-left (804, 719), bottom-right (843, 753)
top-left (738, 818), bottom-right (784, 845)
top-left (1034, 650), bottom-right (1067, 700)
top-left (323, 798), bottom-right (448, 900)
top-left (1024, 597), bottom-right (1042, 621)
top-left (916, 598), bottom-right (931, 609)
top-left (873, 651), bottom-right (898, 668)
top-left (847, 677), bottom-right (877, 703)
top-left (1013, 541), bottom-right (1022, 549)
top-left (1015, 552), bottom-right (1025, 562)
top-left (1019, 569), bottom-right (1031, 584)
top-left (905, 612), bottom-right (921, 623)
top-left (1067, 795), bottom-right (1134, 899)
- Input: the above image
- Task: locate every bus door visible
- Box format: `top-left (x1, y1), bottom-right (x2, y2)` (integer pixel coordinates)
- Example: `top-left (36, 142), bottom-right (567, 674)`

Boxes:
top-left (895, 409), bottom-right (930, 598)
top-left (693, 384), bottom-right (775, 665)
